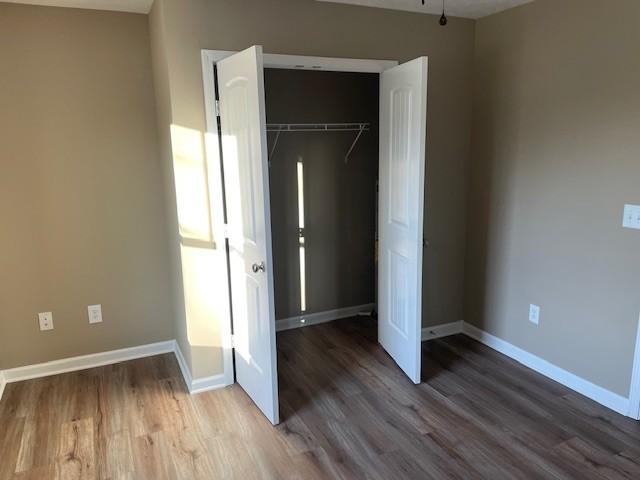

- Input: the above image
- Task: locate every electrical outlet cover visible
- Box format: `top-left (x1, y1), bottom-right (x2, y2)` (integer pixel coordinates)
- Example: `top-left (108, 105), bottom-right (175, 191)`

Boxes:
top-left (623, 204), bottom-right (640, 230)
top-left (529, 304), bottom-right (540, 325)
top-left (38, 312), bottom-right (54, 331)
top-left (88, 304), bottom-right (103, 324)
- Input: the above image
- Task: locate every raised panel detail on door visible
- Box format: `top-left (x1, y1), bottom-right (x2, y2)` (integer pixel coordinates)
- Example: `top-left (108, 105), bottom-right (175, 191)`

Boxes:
top-left (389, 87), bottom-right (412, 228)
top-left (389, 250), bottom-right (409, 338)
top-left (224, 80), bottom-right (259, 246)
top-left (217, 45), bottom-right (279, 425)
top-left (245, 275), bottom-right (264, 375)
top-left (378, 57), bottom-right (428, 385)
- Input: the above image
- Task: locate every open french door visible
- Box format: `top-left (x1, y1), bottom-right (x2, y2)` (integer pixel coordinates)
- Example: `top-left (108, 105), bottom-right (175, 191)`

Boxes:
top-left (378, 57), bottom-right (428, 384)
top-left (217, 46), bottom-right (279, 424)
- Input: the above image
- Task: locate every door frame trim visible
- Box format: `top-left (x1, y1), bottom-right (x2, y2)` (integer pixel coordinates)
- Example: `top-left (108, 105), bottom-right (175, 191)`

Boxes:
top-left (628, 314), bottom-right (640, 419)
top-left (201, 49), bottom-right (399, 387)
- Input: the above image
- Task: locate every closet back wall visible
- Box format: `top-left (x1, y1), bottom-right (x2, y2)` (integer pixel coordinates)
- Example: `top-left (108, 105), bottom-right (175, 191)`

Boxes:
top-left (265, 69), bottom-right (379, 319)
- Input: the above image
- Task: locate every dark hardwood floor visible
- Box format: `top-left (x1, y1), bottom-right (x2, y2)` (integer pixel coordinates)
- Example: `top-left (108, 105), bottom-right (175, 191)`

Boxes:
top-left (1, 317), bottom-right (639, 479)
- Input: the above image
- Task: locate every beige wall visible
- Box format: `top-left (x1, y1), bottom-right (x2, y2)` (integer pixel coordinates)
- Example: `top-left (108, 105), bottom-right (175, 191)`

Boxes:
top-left (466, 0), bottom-right (640, 396)
top-left (0, 3), bottom-right (174, 369)
top-left (150, 0), bottom-right (476, 379)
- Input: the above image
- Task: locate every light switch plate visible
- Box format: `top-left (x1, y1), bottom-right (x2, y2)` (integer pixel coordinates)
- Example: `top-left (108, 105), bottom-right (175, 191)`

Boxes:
top-left (38, 312), bottom-right (54, 331)
top-left (529, 304), bottom-right (540, 325)
top-left (623, 204), bottom-right (640, 230)
top-left (88, 304), bottom-right (103, 324)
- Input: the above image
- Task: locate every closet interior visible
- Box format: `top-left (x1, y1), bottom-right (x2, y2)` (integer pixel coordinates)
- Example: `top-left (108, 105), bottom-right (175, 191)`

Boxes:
top-left (264, 68), bottom-right (380, 326)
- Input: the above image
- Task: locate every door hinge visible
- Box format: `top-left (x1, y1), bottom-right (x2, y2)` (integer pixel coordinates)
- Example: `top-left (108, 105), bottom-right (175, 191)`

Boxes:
top-left (214, 99), bottom-right (221, 117)
top-left (223, 223), bottom-right (230, 238)
top-left (230, 334), bottom-right (235, 348)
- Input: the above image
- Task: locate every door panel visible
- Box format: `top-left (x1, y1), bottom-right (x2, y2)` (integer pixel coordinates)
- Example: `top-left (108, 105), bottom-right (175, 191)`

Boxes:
top-left (389, 87), bottom-right (412, 227)
top-left (217, 45), bottom-right (279, 424)
top-left (378, 57), bottom-right (428, 384)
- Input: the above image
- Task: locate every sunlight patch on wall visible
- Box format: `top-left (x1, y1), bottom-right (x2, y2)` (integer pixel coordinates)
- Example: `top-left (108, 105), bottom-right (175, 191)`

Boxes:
top-left (171, 124), bottom-right (213, 242)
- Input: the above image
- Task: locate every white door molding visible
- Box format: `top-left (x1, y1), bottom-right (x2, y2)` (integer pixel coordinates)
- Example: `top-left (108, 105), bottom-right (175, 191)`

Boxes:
top-left (627, 315), bottom-right (640, 419)
top-left (203, 50), bottom-right (398, 74)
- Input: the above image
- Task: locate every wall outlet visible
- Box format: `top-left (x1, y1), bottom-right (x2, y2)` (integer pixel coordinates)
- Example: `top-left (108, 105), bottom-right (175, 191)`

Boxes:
top-left (529, 304), bottom-right (540, 325)
top-left (88, 304), bottom-right (103, 324)
top-left (38, 312), bottom-right (54, 331)
top-left (623, 204), bottom-right (640, 230)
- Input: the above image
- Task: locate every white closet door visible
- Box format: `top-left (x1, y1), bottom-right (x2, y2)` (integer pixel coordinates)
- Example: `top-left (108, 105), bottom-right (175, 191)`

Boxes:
top-left (217, 46), bottom-right (279, 424)
top-left (378, 57), bottom-right (428, 384)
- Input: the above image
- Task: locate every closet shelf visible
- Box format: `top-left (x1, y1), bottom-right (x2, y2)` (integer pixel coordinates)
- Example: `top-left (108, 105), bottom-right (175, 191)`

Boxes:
top-left (266, 123), bottom-right (370, 132)
top-left (266, 123), bottom-right (371, 164)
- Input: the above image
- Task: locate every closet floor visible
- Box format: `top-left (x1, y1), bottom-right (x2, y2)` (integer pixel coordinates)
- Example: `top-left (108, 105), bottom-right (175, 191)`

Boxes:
top-left (1, 317), bottom-right (639, 479)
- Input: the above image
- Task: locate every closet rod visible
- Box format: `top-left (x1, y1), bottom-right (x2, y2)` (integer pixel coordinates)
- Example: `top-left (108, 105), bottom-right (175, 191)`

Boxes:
top-left (266, 122), bottom-right (370, 132)
top-left (267, 123), bottom-right (371, 164)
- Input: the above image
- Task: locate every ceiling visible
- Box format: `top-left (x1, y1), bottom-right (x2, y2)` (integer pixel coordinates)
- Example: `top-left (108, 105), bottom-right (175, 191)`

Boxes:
top-left (2, 0), bottom-right (533, 19)
top-left (1, 0), bottom-right (153, 14)
top-left (316, 0), bottom-right (534, 19)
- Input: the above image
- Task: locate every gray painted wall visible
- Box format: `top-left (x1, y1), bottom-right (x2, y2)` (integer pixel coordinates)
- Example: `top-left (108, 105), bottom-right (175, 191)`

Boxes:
top-left (265, 69), bottom-right (379, 319)
top-left (466, 0), bottom-right (640, 396)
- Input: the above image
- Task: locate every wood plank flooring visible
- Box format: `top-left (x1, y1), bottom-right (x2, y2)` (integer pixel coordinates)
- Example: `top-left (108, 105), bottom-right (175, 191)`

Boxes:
top-left (1, 317), bottom-right (639, 479)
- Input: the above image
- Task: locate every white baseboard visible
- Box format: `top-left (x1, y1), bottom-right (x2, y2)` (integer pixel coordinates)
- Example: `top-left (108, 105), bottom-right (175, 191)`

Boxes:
top-left (1, 340), bottom-right (175, 385)
top-left (461, 322), bottom-right (631, 417)
top-left (276, 303), bottom-right (376, 332)
top-left (422, 321), bottom-right (463, 341)
top-left (173, 341), bottom-right (229, 394)
top-left (0, 340), bottom-right (229, 402)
